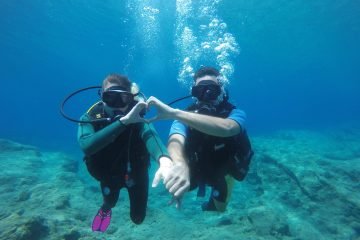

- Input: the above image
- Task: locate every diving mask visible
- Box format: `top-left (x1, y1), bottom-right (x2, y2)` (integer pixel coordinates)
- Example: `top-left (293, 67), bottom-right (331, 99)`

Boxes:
top-left (191, 80), bottom-right (221, 102)
top-left (101, 86), bottom-right (134, 108)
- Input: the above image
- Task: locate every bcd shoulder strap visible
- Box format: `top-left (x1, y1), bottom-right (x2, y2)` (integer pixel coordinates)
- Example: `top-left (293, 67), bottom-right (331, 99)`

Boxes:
top-left (86, 102), bottom-right (110, 131)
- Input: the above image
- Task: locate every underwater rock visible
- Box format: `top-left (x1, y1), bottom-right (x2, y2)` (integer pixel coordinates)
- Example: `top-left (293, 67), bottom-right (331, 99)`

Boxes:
top-left (17, 216), bottom-right (49, 240)
top-left (0, 139), bottom-right (87, 240)
top-left (63, 229), bottom-right (81, 240)
top-left (247, 206), bottom-right (290, 237)
top-left (259, 153), bottom-right (316, 200)
top-left (55, 194), bottom-right (71, 210)
top-left (55, 172), bottom-right (80, 188)
top-left (323, 151), bottom-right (358, 161)
top-left (217, 217), bottom-right (233, 226)
top-left (19, 176), bottom-right (39, 187)
top-left (249, 129), bottom-right (360, 239)
top-left (1, 127), bottom-right (359, 240)
top-left (62, 160), bottom-right (79, 173)
top-left (0, 139), bottom-right (39, 153)
top-left (246, 170), bottom-right (263, 186)
top-left (350, 221), bottom-right (360, 238)
top-left (0, 175), bottom-right (15, 185)
top-left (17, 191), bottom-right (31, 202)
top-left (288, 220), bottom-right (323, 240)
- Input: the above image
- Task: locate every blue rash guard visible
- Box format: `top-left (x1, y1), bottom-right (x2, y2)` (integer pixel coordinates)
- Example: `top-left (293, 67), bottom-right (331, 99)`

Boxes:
top-left (169, 108), bottom-right (247, 138)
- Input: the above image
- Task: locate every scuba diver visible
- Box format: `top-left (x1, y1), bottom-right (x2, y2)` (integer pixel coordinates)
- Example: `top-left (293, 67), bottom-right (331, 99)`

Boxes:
top-left (148, 66), bottom-right (253, 212)
top-left (73, 74), bottom-right (172, 232)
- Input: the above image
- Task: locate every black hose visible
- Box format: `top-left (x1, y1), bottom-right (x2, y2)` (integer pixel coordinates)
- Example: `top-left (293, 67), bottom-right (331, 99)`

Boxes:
top-left (167, 95), bottom-right (192, 106)
top-left (59, 86), bottom-right (111, 124)
top-left (60, 86), bottom-right (192, 124)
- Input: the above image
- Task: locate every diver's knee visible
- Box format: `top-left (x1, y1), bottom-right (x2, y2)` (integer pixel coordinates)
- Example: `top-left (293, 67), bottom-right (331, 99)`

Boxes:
top-left (131, 213), bottom-right (145, 224)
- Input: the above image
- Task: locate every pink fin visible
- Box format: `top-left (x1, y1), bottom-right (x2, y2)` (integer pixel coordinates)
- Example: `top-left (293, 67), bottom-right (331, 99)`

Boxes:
top-left (92, 209), bottom-right (112, 232)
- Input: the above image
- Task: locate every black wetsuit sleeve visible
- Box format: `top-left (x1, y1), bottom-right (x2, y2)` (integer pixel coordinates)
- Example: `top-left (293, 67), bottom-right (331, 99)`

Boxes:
top-left (77, 113), bottom-right (127, 156)
top-left (140, 123), bottom-right (170, 162)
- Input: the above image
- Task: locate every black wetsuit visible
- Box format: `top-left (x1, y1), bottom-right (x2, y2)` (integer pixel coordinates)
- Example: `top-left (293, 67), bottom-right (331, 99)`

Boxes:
top-left (78, 102), bottom-right (168, 224)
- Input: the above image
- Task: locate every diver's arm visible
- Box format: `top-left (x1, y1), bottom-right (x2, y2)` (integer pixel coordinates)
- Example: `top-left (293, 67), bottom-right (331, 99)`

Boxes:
top-left (165, 133), bottom-right (190, 198)
top-left (77, 114), bottom-right (127, 156)
top-left (167, 133), bottom-right (187, 165)
top-left (147, 96), bottom-right (241, 137)
top-left (172, 109), bottom-right (241, 137)
top-left (140, 123), bottom-right (170, 162)
top-left (140, 123), bottom-right (174, 190)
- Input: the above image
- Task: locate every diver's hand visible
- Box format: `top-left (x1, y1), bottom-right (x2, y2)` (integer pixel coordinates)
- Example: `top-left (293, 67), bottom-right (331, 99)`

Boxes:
top-left (152, 156), bottom-right (173, 188)
top-left (146, 96), bottom-right (177, 122)
top-left (120, 101), bottom-right (147, 125)
top-left (163, 163), bottom-right (190, 208)
top-left (168, 196), bottom-right (182, 209)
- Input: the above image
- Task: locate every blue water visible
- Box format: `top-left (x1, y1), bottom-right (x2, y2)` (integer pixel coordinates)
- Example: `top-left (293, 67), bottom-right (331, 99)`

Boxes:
top-left (1, 0), bottom-right (359, 152)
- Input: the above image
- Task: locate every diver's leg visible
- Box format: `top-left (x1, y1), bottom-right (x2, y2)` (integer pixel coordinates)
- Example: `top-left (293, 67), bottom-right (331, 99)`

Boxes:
top-left (101, 181), bottom-right (120, 210)
top-left (202, 175), bottom-right (234, 212)
top-left (127, 168), bottom-right (149, 224)
top-left (91, 181), bottom-right (120, 232)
